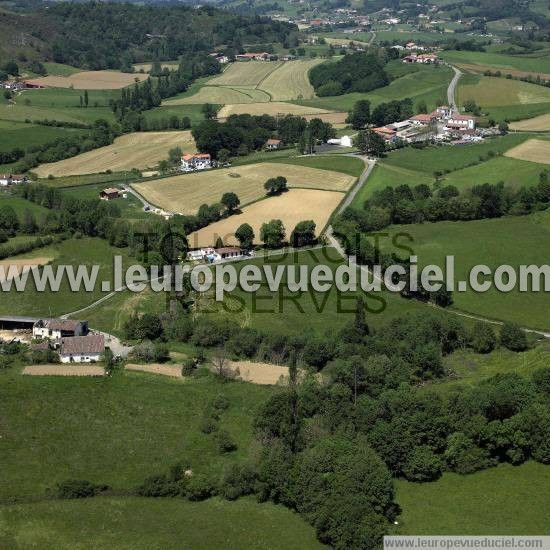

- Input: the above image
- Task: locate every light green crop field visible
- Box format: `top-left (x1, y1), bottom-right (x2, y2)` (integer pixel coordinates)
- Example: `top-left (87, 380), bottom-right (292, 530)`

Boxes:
top-left (210, 61), bottom-right (285, 87)
top-left (294, 65), bottom-right (453, 113)
top-left (164, 86), bottom-right (271, 105)
top-left (259, 58), bottom-right (322, 101)
top-left (458, 75), bottom-right (550, 107)
top-left (381, 209), bottom-right (550, 331)
top-left (441, 50), bottom-right (550, 76)
top-left (0, 193), bottom-right (50, 218)
top-left (0, 367), bottom-right (275, 501)
top-left (0, 101), bottom-right (116, 125)
top-left (396, 462), bottom-right (550, 535)
top-left (42, 62), bottom-right (81, 76)
top-left (0, 497), bottom-right (323, 549)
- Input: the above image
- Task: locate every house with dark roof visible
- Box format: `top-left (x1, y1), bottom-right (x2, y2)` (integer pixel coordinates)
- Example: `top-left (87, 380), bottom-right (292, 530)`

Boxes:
top-left (59, 334), bottom-right (105, 363)
top-left (33, 319), bottom-right (88, 341)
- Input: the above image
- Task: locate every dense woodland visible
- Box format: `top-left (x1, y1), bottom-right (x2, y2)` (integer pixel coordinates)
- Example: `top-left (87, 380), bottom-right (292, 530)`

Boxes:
top-left (3, 2), bottom-right (298, 70)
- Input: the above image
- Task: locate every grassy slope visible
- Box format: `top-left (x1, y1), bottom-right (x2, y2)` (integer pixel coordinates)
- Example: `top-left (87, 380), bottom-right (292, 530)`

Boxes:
top-left (0, 497), bottom-right (323, 549)
top-left (269, 154), bottom-right (365, 177)
top-left (441, 50), bottom-right (550, 74)
top-left (0, 368), bottom-right (274, 501)
top-left (294, 65), bottom-right (453, 113)
top-left (380, 209), bottom-right (550, 330)
top-left (0, 237), bottom-right (132, 318)
top-left (396, 462), bottom-right (550, 535)
top-left (0, 193), bottom-right (50, 218)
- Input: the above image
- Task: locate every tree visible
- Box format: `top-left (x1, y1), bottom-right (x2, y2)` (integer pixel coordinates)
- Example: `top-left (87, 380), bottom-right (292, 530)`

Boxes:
top-left (4, 61), bottom-right (19, 76)
top-left (84, 90), bottom-right (89, 108)
top-left (402, 445), bottom-right (443, 482)
top-left (416, 100), bottom-right (428, 114)
top-left (218, 148), bottom-right (231, 164)
top-left (264, 176), bottom-right (288, 196)
top-left (346, 99), bottom-right (371, 129)
top-left (168, 146), bottom-right (182, 165)
top-left (235, 223), bottom-right (255, 249)
top-left (472, 322), bottom-right (497, 353)
top-left (201, 103), bottom-right (218, 120)
top-left (212, 347), bottom-right (234, 379)
top-left (221, 192), bottom-right (240, 213)
top-left (500, 323), bottom-right (527, 352)
top-left (354, 130), bottom-right (385, 157)
top-left (21, 209), bottom-right (37, 234)
top-left (260, 219), bottom-right (285, 248)
top-left (290, 220), bottom-right (316, 247)
top-left (0, 205), bottom-right (19, 235)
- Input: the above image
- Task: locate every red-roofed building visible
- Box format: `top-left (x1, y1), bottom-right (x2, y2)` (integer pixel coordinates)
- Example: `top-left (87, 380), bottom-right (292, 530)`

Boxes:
top-left (181, 153), bottom-right (212, 172)
top-left (373, 126), bottom-right (397, 143)
top-left (446, 114), bottom-right (476, 131)
top-left (409, 113), bottom-right (436, 125)
top-left (265, 138), bottom-right (282, 150)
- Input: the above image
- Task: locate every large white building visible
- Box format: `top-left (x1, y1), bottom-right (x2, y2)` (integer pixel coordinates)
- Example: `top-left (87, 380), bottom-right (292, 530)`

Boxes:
top-left (181, 153), bottom-right (212, 172)
top-left (59, 334), bottom-right (105, 363)
top-left (33, 319), bottom-right (89, 341)
top-left (446, 114), bottom-right (476, 131)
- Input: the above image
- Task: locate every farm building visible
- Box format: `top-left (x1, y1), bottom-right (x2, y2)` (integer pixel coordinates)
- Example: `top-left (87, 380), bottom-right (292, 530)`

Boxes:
top-left (215, 247), bottom-right (245, 260)
top-left (235, 53), bottom-right (273, 61)
top-left (403, 53), bottom-right (439, 64)
top-left (433, 105), bottom-right (451, 119)
top-left (327, 135), bottom-right (353, 147)
top-left (373, 126), bottom-right (398, 143)
top-left (33, 319), bottom-right (89, 340)
top-left (0, 174), bottom-right (27, 186)
top-left (59, 334), bottom-right (105, 363)
top-left (181, 153), bottom-right (212, 172)
top-left (265, 139), bottom-right (282, 150)
top-left (99, 187), bottom-right (121, 200)
top-left (409, 113), bottom-right (437, 125)
top-left (447, 114), bottom-right (476, 131)
top-left (209, 52), bottom-right (229, 64)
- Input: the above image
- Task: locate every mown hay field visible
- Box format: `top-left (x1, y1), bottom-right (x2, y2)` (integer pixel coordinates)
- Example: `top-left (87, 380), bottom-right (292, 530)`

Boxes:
top-left (34, 131), bottom-right (196, 177)
top-left (208, 61), bottom-right (283, 87)
top-left (229, 361), bottom-right (289, 385)
top-left (504, 138), bottom-right (550, 165)
top-left (218, 101), bottom-right (331, 118)
top-left (510, 113), bottom-right (550, 131)
top-left (22, 365), bottom-right (105, 376)
top-left (132, 162), bottom-right (354, 214)
top-left (189, 188), bottom-right (343, 248)
top-left (0, 257), bottom-right (53, 283)
top-left (260, 59), bottom-right (323, 100)
top-left (458, 76), bottom-right (550, 106)
top-left (29, 71), bottom-right (148, 90)
top-left (164, 86), bottom-right (271, 105)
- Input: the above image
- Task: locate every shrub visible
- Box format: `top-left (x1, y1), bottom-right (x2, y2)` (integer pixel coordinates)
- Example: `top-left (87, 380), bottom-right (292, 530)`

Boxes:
top-left (181, 358), bottom-right (197, 376)
top-left (471, 322), bottom-right (497, 354)
top-left (500, 323), bottom-right (527, 351)
top-left (212, 394), bottom-right (230, 411)
top-left (219, 462), bottom-right (258, 500)
top-left (56, 479), bottom-right (108, 499)
top-left (136, 474), bottom-right (179, 497)
top-left (216, 429), bottom-right (237, 453)
top-left (200, 415), bottom-right (218, 434)
top-left (402, 446), bottom-right (443, 482)
top-left (186, 474), bottom-right (216, 501)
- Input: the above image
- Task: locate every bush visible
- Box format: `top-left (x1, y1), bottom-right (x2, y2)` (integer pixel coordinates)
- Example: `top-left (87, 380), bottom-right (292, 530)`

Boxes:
top-left (186, 474), bottom-right (217, 501)
top-left (402, 446), bottom-right (443, 482)
top-left (56, 479), bottom-right (108, 499)
top-left (200, 415), bottom-right (218, 434)
top-left (471, 322), bottom-right (497, 354)
top-left (181, 358), bottom-right (197, 376)
top-left (212, 394), bottom-right (230, 411)
top-left (216, 429), bottom-right (237, 453)
top-left (219, 462), bottom-right (258, 500)
top-left (136, 474), bottom-right (179, 497)
top-left (500, 323), bottom-right (527, 351)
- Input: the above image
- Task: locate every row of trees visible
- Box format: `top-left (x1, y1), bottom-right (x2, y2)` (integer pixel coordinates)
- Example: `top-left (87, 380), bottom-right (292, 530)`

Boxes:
top-left (346, 97), bottom-right (417, 129)
top-left (354, 172), bottom-right (550, 230)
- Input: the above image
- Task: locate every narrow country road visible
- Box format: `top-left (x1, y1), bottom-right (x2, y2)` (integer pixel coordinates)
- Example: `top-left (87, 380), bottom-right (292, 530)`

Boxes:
top-left (447, 66), bottom-right (462, 113)
top-left (336, 157), bottom-right (376, 215)
top-left (122, 184), bottom-right (155, 211)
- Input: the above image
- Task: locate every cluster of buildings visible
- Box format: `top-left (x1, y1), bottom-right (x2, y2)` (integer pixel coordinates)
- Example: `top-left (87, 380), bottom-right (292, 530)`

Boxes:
top-left (373, 106), bottom-right (477, 145)
top-left (0, 174), bottom-right (27, 186)
top-left (2, 80), bottom-right (44, 91)
top-left (235, 52), bottom-right (276, 62)
top-left (402, 53), bottom-right (440, 64)
top-left (0, 317), bottom-right (105, 363)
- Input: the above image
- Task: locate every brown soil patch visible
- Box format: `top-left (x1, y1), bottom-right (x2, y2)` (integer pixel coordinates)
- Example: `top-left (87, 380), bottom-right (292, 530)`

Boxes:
top-left (0, 257), bottom-right (53, 283)
top-left (125, 363), bottom-right (183, 378)
top-left (504, 139), bottom-right (550, 165)
top-left (22, 364), bottom-right (105, 376)
top-left (30, 71), bottom-right (149, 90)
top-left (230, 360), bottom-right (289, 385)
top-left (510, 113), bottom-right (550, 132)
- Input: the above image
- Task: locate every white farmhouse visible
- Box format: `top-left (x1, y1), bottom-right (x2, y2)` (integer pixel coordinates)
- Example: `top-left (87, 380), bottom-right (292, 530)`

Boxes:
top-left (446, 114), bottom-right (476, 131)
top-left (33, 319), bottom-right (89, 340)
top-left (59, 334), bottom-right (105, 363)
top-left (181, 153), bottom-right (212, 172)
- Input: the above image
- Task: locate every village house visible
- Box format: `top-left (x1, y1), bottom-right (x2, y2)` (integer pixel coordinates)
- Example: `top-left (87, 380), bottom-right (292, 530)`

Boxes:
top-left (446, 114), bottom-right (476, 131)
top-left (409, 113), bottom-right (437, 125)
top-left (403, 53), bottom-right (439, 64)
top-left (265, 138), bottom-right (282, 150)
top-left (0, 174), bottom-right (27, 186)
top-left (181, 153), bottom-right (212, 172)
top-left (373, 126), bottom-right (398, 143)
top-left (405, 42), bottom-right (426, 51)
top-left (215, 247), bottom-right (245, 260)
top-left (33, 319), bottom-right (89, 341)
top-left (209, 52), bottom-right (229, 64)
top-left (99, 187), bottom-right (121, 201)
top-left (235, 52), bottom-right (273, 62)
top-left (432, 105), bottom-right (451, 119)
top-left (59, 334), bottom-right (105, 363)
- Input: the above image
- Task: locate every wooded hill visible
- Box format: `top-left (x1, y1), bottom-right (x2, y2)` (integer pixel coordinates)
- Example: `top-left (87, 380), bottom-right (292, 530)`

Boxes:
top-left (0, 1), bottom-right (298, 70)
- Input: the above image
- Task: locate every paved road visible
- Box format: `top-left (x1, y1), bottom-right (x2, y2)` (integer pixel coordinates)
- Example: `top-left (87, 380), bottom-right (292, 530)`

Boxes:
top-left (447, 66), bottom-right (462, 113)
top-left (336, 157), bottom-right (376, 215)
top-left (122, 184), bottom-right (155, 211)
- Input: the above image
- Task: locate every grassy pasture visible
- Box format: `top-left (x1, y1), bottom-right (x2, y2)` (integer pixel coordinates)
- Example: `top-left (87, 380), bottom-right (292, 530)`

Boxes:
top-left (396, 462), bottom-right (550, 535)
top-left (458, 75), bottom-right (550, 107)
top-left (143, 104), bottom-right (208, 127)
top-left (28, 71), bottom-right (149, 90)
top-left (0, 367), bottom-right (274, 501)
top-left (0, 192), bottom-right (50, 218)
top-left (381, 210), bottom-right (550, 330)
top-left (504, 138), bottom-right (550, 165)
top-left (42, 62), bottom-right (81, 76)
top-left (132, 162), bottom-right (355, 215)
top-left (189, 189), bottom-right (344, 247)
top-left (218, 101), bottom-right (332, 119)
top-left (33, 131), bottom-right (196, 177)
top-left (510, 113), bottom-right (550, 131)
top-left (269, 155), bottom-right (365, 178)
top-left (0, 497), bottom-right (323, 549)
top-left (209, 61), bottom-right (284, 87)
top-left (20, 87), bottom-right (119, 108)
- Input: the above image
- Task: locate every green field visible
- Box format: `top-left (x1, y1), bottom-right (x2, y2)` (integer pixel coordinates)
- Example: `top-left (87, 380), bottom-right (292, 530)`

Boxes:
top-left (0, 497), bottom-right (323, 549)
top-left (0, 367), bottom-right (274, 501)
top-left (441, 50), bottom-right (550, 75)
top-left (0, 101), bottom-right (116, 125)
top-left (0, 192), bottom-right (50, 218)
top-left (269, 154), bottom-right (365, 177)
top-left (143, 104), bottom-right (209, 127)
top-left (0, 237), bottom-right (132, 318)
top-left (381, 209), bottom-right (550, 331)
top-left (294, 65), bottom-right (453, 113)
top-left (397, 462), bottom-right (550, 535)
